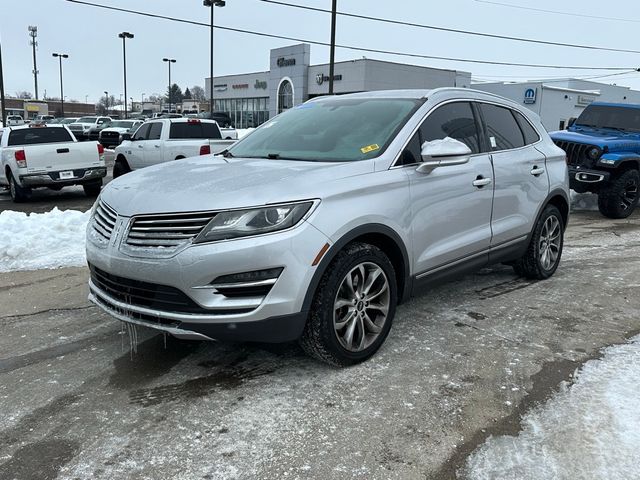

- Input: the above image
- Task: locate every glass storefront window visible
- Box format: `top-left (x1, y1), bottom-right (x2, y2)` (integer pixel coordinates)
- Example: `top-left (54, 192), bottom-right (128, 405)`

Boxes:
top-left (210, 96), bottom-right (269, 128)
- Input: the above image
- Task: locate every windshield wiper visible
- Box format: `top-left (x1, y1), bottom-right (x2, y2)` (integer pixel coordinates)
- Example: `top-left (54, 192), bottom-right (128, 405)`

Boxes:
top-left (267, 153), bottom-right (280, 159)
top-left (219, 149), bottom-right (234, 158)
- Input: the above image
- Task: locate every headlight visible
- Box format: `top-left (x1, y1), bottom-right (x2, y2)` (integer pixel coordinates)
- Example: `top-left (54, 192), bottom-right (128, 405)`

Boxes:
top-left (587, 147), bottom-right (601, 160)
top-left (193, 201), bottom-right (315, 243)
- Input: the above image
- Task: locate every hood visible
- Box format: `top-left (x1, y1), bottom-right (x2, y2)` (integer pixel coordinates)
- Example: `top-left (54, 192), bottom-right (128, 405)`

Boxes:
top-left (100, 155), bottom-right (374, 216)
top-left (551, 128), bottom-right (640, 153)
top-left (102, 127), bottom-right (129, 133)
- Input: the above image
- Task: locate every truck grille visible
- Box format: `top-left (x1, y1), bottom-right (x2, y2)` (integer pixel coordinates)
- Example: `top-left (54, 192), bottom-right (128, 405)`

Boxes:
top-left (553, 140), bottom-right (596, 167)
top-left (92, 200), bottom-right (118, 241)
top-left (101, 131), bottom-right (120, 139)
top-left (125, 211), bottom-right (216, 248)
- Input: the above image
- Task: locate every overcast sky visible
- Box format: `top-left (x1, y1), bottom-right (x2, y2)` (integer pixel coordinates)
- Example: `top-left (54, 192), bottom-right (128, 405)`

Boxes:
top-left (2, 0), bottom-right (639, 103)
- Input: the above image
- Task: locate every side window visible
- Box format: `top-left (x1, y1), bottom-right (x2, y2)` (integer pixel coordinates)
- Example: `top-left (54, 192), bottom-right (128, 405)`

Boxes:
top-left (148, 122), bottom-right (163, 140)
top-left (132, 123), bottom-right (151, 141)
top-left (480, 104), bottom-right (525, 151)
top-left (513, 111), bottom-right (541, 145)
top-left (419, 102), bottom-right (481, 154)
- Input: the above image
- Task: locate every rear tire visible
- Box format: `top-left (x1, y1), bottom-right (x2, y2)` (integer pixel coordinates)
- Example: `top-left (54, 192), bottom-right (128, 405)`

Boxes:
top-left (597, 169), bottom-right (639, 219)
top-left (83, 180), bottom-right (102, 197)
top-left (113, 158), bottom-right (131, 178)
top-left (513, 205), bottom-right (564, 280)
top-left (8, 172), bottom-right (30, 203)
top-left (299, 242), bottom-right (397, 367)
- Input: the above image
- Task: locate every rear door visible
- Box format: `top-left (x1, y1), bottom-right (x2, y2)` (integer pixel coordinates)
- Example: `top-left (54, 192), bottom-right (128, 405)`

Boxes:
top-left (477, 102), bottom-right (549, 247)
top-left (405, 101), bottom-right (495, 275)
top-left (7, 127), bottom-right (100, 173)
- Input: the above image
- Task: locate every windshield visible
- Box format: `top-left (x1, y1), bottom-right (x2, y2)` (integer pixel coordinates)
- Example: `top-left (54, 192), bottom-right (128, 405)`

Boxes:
top-left (229, 97), bottom-right (423, 162)
top-left (77, 116), bottom-right (98, 123)
top-left (575, 105), bottom-right (640, 132)
top-left (108, 121), bottom-right (135, 128)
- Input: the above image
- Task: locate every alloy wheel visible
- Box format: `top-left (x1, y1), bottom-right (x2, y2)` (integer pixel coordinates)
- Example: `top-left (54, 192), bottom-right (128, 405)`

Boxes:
top-left (333, 262), bottom-right (390, 352)
top-left (620, 178), bottom-right (638, 211)
top-left (538, 215), bottom-right (561, 271)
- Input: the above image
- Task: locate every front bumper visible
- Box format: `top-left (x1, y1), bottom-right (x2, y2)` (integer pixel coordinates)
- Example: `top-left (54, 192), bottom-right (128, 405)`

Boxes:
top-left (568, 167), bottom-right (611, 191)
top-left (20, 167), bottom-right (106, 187)
top-left (86, 219), bottom-right (330, 343)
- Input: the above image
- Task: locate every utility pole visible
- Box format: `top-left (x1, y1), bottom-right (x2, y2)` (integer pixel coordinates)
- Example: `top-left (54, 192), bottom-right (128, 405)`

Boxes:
top-left (162, 58), bottom-right (176, 112)
top-left (118, 31), bottom-right (134, 119)
top-left (328, 0), bottom-right (337, 95)
top-left (0, 38), bottom-right (6, 126)
top-left (203, 0), bottom-right (225, 118)
top-left (28, 26), bottom-right (39, 99)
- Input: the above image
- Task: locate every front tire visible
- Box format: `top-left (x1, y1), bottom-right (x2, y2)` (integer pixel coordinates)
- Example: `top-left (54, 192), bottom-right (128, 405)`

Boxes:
top-left (8, 172), bottom-right (30, 203)
top-left (83, 180), bottom-right (102, 197)
top-left (299, 242), bottom-right (397, 367)
top-left (513, 205), bottom-right (564, 280)
top-left (597, 169), bottom-right (639, 219)
top-left (113, 158), bottom-right (131, 178)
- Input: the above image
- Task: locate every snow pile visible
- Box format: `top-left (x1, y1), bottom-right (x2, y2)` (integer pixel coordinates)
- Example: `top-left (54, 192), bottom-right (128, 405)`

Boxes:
top-left (571, 191), bottom-right (599, 211)
top-left (0, 208), bottom-right (90, 272)
top-left (236, 128), bottom-right (255, 139)
top-left (464, 335), bottom-right (640, 480)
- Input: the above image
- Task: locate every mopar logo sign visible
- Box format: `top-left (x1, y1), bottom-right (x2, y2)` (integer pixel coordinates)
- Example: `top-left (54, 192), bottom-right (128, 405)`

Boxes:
top-left (524, 88), bottom-right (537, 104)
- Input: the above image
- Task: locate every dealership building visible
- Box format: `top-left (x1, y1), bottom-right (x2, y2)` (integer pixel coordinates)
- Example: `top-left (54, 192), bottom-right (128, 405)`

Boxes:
top-left (205, 43), bottom-right (472, 129)
top-left (206, 42), bottom-right (640, 131)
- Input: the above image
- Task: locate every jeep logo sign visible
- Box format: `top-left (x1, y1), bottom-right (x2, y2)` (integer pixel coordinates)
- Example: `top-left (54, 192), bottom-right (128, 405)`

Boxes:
top-left (276, 57), bottom-right (296, 67)
top-left (524, 88), bottom-right (537, 104)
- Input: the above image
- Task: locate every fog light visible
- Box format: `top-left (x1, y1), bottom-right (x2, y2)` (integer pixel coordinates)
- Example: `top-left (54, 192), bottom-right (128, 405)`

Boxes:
top-left (213, 268), bottom-right (283, 285)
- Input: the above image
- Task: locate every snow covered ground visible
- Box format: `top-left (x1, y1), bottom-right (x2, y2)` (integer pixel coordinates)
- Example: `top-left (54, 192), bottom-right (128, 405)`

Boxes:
top-left (0, 208), bottom-right (90, 272)
top-left (464, 335), bottom-right (640, 480)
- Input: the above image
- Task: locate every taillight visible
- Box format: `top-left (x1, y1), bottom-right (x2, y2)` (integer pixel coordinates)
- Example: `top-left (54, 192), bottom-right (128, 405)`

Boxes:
top-left (14, 150), bottom-right (27, 168)
top-left (187, 119), bottom-right (201, 124)
top-left (199, 145), bottom-right (211, 155)
top-left (97, 144), bottom-right (105, 155)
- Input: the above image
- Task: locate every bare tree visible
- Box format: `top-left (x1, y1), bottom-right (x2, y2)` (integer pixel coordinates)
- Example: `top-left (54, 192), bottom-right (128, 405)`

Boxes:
top-left (191, 85), bottom-right (206, 102)
top-left (15, 91), bottom-right (33, 99)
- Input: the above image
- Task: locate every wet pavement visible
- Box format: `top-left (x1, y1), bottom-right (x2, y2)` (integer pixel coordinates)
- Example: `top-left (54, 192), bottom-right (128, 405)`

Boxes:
top-left (0, 209), bottom-right (639, 479)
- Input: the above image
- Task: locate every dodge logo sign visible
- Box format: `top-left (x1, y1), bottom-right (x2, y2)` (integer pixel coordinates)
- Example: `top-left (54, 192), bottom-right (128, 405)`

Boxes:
top-left (316, 73), bottom-right (324, 85)
top-left (316, 73), bottom-right (343, 85)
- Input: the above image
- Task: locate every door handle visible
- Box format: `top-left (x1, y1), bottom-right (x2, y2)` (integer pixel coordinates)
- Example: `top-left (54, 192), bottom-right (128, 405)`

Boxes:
top-left (155, 145), bottom-right (161, 148)
top-left (531, 166), bottom-right (545, 176)
top-left (473, 176), bottom-right (492, 188)
top-left (137, 144), bottom-right (144, 149)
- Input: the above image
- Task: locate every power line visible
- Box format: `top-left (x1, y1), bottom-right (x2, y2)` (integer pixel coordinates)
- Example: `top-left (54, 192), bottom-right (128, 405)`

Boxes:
top-left (473, 70), bottom-right (639, 82)
top-left (260, 0), bottom-right (640, 54)
top-left (474, 0), bottom-right (640, 24)
top-left (64, 0), bottom-right (634, 71)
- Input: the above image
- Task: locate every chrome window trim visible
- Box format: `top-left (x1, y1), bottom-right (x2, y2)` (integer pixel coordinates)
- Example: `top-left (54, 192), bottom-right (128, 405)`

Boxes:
top-left (390, 97), bottom-right (544, 169)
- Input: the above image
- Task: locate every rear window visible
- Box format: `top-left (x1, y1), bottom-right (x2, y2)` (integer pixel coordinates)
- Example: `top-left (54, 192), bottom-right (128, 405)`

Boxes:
top-left (169, 122), bottom-right (221, 140)
top-left (8, 127), bottom-right (74, 146)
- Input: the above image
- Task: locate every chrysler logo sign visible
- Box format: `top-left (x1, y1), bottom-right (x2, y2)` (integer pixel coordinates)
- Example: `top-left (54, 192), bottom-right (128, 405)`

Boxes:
top-left (316, 73), bottom-right (343, 85)
top-left (276, 57), bottom-right (296, 67)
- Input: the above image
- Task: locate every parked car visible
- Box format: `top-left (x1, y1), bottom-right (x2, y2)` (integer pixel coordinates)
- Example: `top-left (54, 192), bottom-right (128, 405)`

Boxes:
top-left (59, 117), bottom-right (79, 125)
top-left (87, 88), bottom-right (569, 365)
top-left (550, 102), bottom-right (640, 218)
top-left (0, 124), bottom-right (106, 202)
top-left (98, 120), bottom-right (144, 148)
top-left (32, 115), bottom-right (56, 125)
top-left (112, 118), bottom-right (236, 177)
top-left (68, 116), bottom-right (112, 141)
top-left (6, 115), bottom-right (25, 126)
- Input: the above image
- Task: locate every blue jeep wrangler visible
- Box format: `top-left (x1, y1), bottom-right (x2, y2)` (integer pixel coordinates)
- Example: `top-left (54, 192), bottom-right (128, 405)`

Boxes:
top-left (550, 102), bottom-right (640, 218)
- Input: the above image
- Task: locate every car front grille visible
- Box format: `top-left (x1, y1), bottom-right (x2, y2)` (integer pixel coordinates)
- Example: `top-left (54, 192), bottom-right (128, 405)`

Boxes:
top-left (125, 211), bottom-right (216, 248)
top-left (89, 265), bottom-right (252, 315)
top-left (92, 200), bottom-right (118, 241)
top-left (553, 140), bottom-right (596, 167)
top-left (101, 131), bottom-right (120, 139)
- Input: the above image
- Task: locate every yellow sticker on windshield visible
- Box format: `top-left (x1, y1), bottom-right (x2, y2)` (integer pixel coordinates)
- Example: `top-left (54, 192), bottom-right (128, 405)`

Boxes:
top-left (360, 144), bottom-right (380, 154)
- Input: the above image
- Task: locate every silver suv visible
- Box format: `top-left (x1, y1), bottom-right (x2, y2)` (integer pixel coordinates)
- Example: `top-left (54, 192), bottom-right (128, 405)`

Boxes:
top-left (86, 88), bottom-right (569, 366)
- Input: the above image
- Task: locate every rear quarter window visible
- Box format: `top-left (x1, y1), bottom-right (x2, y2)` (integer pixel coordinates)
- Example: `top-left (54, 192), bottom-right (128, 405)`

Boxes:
top-left (7, 127), bottom-right (74, 146)
top-left (169, 122), bottom-right (222, 140)
top-left (480, 103), bottom-right (525, 151)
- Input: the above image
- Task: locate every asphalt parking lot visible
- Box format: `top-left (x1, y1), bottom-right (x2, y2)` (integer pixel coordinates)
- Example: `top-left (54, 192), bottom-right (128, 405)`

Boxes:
top-left (1, 201), bottom-right (639, 479)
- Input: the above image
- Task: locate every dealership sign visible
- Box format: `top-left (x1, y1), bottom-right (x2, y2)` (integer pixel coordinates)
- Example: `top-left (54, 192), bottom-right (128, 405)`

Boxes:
top-left (254, 80), bottom-right (268, 89)
top-left (316, 73), bottom-right (343, 85)
top-left (276, 57), bottom-right (296, 67)
top-left (213, 84), bottom-right (228, 92)
top-left (524, 88), bottom-right (537, 104)
top-left (232, 83), bottom-right (249, 89)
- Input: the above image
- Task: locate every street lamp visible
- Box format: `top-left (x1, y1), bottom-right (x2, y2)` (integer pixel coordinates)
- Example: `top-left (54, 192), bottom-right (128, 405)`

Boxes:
top-left (104, 90), bottom-right (109, 112)
top-left (141, 92), bottom-right (145, 105)
top-left (85, 94), bottom-right (88, 104)
top-left (118, 31), bottom-right (134, 119)
top-left (0, 38), bottom-right (6, 126)
top-left (329, 0), bottom-right (337, 94)
top-left (162, 58), bottom-right (176, 113)
top-left (203, 0), bottom-right (225, 117)
top-left (52, 53), bottom-right (69, 117)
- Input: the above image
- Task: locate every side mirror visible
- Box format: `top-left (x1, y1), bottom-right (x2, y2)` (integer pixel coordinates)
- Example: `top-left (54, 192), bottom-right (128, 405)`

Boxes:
top-left (121, 133), bottom-right (132, 141)
top-left (416, 138), bottom-right (472, 174)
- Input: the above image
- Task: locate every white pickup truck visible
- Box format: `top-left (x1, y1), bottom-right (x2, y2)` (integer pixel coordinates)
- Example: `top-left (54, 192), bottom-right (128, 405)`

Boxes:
top-left (0, 124), bottom-right (106, 202)
top-left (112, 118), bottom-right (236, 177)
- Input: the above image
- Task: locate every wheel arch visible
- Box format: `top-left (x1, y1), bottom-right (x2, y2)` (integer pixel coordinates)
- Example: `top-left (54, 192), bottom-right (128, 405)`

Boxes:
top-left (546, 189), bottom-right (570, 230)
top-left (301, 224), bottom-right (412, 313)
top-left (115, 153), bottom-right (129, 166)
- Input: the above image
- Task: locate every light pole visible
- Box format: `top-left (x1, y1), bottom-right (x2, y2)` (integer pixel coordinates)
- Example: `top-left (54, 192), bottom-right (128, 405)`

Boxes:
top-left (141, 92), bottom-right (145, 106)
top-left (52, 53), bottom-right (69, 117)
top-left (162, 58), bottom-right (176, 112)
top-left (104, 90), bottom-right (109, 113)
top-left (203, 0), bottom-right (225, 117)
top-left (85, 94), bottom-right (88, 104)
top-left (328, 0), bottom-right (337, 95)
top-left (28, 26), bottom-right (39, 99)
top-left (0, 38), bottom-right (6, 126)
top-left (130, 97), bottom-right (134, 113)
top-left (118, 31), bottom-right (134, 119)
